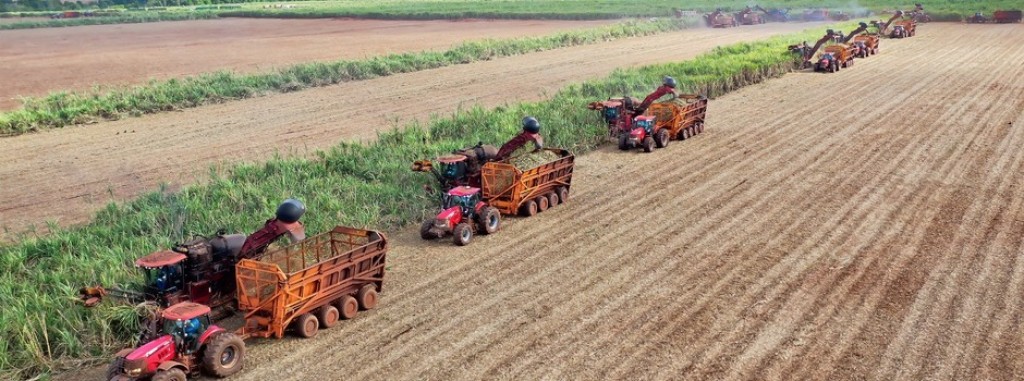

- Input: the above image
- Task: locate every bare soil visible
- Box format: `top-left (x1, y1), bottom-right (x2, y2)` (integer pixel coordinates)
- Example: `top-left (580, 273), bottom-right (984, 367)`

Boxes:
top-left (0, 17), bottom-right (615, 109)
top-left (0, 23), bottom-right (816, 234)
top-left (56, 23), bottom-right (1024, 381)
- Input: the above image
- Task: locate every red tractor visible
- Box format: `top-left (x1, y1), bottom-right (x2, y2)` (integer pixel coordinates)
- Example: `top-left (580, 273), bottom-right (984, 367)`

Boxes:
top-left (107, 302), bottom-right (245, 381)
top-left (618, 115), bottom-right (663, 153)
top-left (420, 186), bottom-right (500, 246)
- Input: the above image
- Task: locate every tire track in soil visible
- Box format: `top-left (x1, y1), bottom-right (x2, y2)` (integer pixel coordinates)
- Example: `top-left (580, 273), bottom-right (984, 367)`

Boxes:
top-left (0, 23), bottom-right (821, 236)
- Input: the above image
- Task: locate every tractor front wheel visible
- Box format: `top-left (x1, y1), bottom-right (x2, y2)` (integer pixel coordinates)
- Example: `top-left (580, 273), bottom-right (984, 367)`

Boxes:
top-left (655, 129), bottom-right (670, 148)
top-left (152, 368), bottom-right (187, 381)
top-left (617, 133), bottom-right (630, 150)
top-left (453, 223), bottom-right (473, 246)
top-left (106, 357), bottom-right (124, 381)
top-left (420, 220), bottom-right (437, 240)
top-left (642, 136), bottom-right (655, 153)
top-left (203, 333), bottom-right (245, 378)
top-left (477, 206), bottom-right (500, 235)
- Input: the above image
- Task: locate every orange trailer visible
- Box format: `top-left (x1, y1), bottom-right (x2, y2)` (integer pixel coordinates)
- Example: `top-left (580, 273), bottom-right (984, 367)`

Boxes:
top-left (481, 148), bottom-right (574, 217)
top-left (647, 95), bottom-right (708, 145)
top-left (235, 226), bottom-right (387, 339)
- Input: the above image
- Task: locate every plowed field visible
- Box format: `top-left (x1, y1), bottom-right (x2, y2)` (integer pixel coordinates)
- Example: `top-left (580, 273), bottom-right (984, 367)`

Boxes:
top-left (0, 23), bottom-right (819, 233)
top-left (59, 23), bottom-right (1024, 381)
top-left (0, 18), bottom-right (616, 110)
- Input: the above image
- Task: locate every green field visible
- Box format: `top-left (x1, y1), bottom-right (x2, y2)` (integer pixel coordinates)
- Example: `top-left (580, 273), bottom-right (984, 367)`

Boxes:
top-left (0, 21), bottom-right (860, 379)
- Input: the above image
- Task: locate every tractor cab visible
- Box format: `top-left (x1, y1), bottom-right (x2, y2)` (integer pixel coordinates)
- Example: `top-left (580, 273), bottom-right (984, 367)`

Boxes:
top-left (633, 115), bottom-right (656, 134)
top-left (160, 302), bottom-right (213, 355)
top-left (136, 250), bottom-right (187, 302)
top-left (443, 186), bottom-right (482, 217)
top-left (601, 100), bottom-right (623, 123)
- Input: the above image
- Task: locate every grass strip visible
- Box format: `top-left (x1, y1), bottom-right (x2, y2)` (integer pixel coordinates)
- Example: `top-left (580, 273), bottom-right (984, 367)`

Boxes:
top-left (0, 17), bottom-right (696, 136)
top-left (0, 11), bottom-right (219, 30)
top-left (0, 22), bottom-right (855, 379)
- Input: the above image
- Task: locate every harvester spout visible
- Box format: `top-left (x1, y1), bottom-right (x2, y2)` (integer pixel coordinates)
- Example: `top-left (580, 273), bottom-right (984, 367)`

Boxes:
top-left (881, 10), bottom-right (904, 34)
top-left (755, 5), bottom-right (769, 15)
top-left (803, 30), bottom-right (836, 66)
top-left (842, 22), bottom-right (870, 43)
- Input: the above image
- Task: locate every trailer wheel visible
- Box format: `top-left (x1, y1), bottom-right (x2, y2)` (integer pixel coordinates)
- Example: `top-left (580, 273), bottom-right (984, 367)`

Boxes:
top-left (655, 129), bottom-right (670, 148)
top-left (520, 200), bottom-right (538, 217)
top-left (452, 223), bottom-right (473, 246)
top-left (642, 136), bottom-right (655, 153)
top-left (547, 192), bottom-right (559, 208)
top-left (617, 133), bottom-right (629, 150)
top-left (477, 206), bottom-right (500, 235)
top-left (420, 220), bottom-right (437, 240)
top-left (557, 187), bottom-right (569, 204)
top-left (152, 368), bottom-right (187, 381)
top-left (696, 123), bottom-right (704, 134)
top-left (203, 332), bottom-right (245, 377)
top-left (318, 305), bottom-right (340, 328)
top-left (537, 196), bottom-right (549, 212)
top-left (357, 284), bottom-right (379, 310)
top-left (295, 313), bottom-right (319, 338)
top-left (338, 295), bottom-right (359, 319)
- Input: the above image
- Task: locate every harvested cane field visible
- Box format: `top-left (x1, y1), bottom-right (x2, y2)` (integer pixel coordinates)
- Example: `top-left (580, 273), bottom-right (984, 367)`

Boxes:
top-left (0, 22), bottom-right (818, 233)
top-left (56, 23), bottom-right (1024, 381)
top-left (0, 17), bottom-right (616, 110)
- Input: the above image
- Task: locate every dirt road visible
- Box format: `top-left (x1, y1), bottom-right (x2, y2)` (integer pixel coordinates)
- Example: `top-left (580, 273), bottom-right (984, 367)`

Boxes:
top-left (0, 23), bottom-right (818, 234)
top-left (54, 23), bottom-right (1024, 381)
top-left (0, 18), bottom-right (615, 109)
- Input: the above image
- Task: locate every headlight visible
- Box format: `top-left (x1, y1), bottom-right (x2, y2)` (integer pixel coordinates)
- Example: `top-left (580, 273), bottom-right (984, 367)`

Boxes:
top-left (127, 368), bottom-right (142, 377)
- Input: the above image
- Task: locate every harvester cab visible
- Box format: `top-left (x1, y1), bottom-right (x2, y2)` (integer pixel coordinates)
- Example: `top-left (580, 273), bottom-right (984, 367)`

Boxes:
top-left (107, 302), bottom-right (245, 381)
top-left (587, 97), bottom-right (641, 137)
top-left (420, 186), bottom-right (500, 246)
top-left (412, 144), bottom-right (499, 193)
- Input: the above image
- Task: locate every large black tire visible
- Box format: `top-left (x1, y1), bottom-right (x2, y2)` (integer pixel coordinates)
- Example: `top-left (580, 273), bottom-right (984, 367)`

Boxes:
top-left (294, 313), bottom-right (319, 338)
top-left (654, 129), bottom-right (670, 148)
top-left (520, 199), bottom-right (538, 217)
top-left (152, 369), bottom-right (187, 381)
top-left (357, 284), bottom-right (379, 310)
top-left (476, 206), bottom-right (500, 235)
top-left (558, 187), bottom-right (569, 204)
top-left (420, 220), bottom-right (436, 240)
top-left (453, 223), bottom-right (473, 246)
top-left (642, 136), bottom-right (655, 153)
top-left (617, 133), bottom-right (630, 150)
top-left (106, 357), bottom-right (124, 381)
top-left (202, 333), bottom-right (245, 378)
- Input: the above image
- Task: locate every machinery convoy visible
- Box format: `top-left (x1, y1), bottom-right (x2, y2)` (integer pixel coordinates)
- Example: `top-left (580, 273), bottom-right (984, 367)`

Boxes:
top-left (81, 7), bottom-right (941, 379)
top-left (106, 226), bottom-right (389, 381)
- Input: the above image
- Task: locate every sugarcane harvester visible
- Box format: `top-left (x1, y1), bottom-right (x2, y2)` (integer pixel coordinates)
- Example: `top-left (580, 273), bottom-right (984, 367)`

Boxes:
top-left (587, 96), bottom-right (642, 138)
top-left (754, 5), bottom-right (789, 22)
top-left (79, 200), bottom-right (307, 324)
top-left (871, 11), bottom-right (904, 36)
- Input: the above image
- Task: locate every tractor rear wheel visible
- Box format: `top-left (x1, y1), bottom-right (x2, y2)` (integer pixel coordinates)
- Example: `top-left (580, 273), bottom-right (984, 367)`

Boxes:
top-left (617, 133), bottom-right (630, 150)
top-left (558, 187), bottom-right (569, 204)
top-left (477, 206), bottom-right (500, 235)
top-left (357, 284), bottom-right (379, 310)
top-left (338, 295), bottom-right (359, 319)
top-left (655, 129), bottom-right (670, 148)
top-left (420, 220), bottom-right (436, 240)
top-left (547, 192), bottom-right (559, 208)
top-left (521, 200), bottom-right (538, 217)
top-left (642, 136), bottom-right (655, 153)
top-left (453, 223), bottom-right (473, 246)
top-left (203, 333), bottom-right (245, 377)
top-left (295, 313), bottom-right (319, 338)
top-left (537, 196), bottom-right (549, 212)
top-left (152, 368), bottom-right (187, 381)
top-left (318, 305), bottom-right (340, 328)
